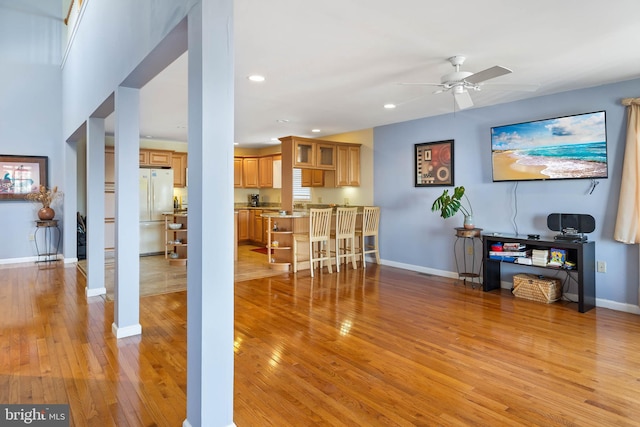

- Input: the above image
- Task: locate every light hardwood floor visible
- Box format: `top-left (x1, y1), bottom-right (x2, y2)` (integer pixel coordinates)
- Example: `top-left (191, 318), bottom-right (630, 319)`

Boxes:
top-left (2, 257), bottom-right (640, 426)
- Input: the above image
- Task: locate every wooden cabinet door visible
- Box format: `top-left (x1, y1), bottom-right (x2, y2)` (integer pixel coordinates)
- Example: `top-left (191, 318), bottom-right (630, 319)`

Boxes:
top-left (258, 156), bottom-right (273, 188)
top-left (139, 150), bottom-right (150, 166)
top-left (347, 146), bottom-right (360, 186)
top-left (336, 145), bottom-right (360, 186)
top-left (237, 210), bottom-right (249, 241)
top-left (148, 150), bottom-right (173, 167)
top-left (302, 169), bottom-right (324, 187)
top-left (171, 153), bottom-right (187, 187)
top-left (249, 210), bottom-right (263, 242)
top-left (234, 157), bottom-right (243, 187)
top-left (242, 157), bottom-right (259, 188)
top-left (315, 143), bottom-right (336, 169)
top-left (293, 139), bottom-right (315, 168)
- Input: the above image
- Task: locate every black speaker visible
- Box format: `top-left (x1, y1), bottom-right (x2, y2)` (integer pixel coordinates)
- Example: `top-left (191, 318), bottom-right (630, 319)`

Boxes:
top-left (547, 213), bottom-right (595, 234)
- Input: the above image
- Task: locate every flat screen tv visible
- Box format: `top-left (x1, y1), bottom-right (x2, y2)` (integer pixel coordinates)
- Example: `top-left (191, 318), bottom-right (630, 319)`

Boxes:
top-left (491, 110), bottom-right (607, 182)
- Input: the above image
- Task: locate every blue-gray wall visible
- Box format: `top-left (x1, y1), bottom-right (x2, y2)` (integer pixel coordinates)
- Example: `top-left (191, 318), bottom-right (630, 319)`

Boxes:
top-left (0, 1), bottom-right (62, 261)
top-left (375, 78), bottom-right (640, 311)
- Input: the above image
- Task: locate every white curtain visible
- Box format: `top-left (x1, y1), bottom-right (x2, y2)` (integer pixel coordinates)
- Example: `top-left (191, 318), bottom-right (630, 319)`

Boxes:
top-left (614, 98), bottom-right (640, 243)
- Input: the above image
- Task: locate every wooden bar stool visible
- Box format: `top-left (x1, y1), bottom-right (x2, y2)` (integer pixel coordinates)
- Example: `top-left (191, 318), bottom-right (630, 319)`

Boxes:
top-left (331, 207), bottom-right (358, 272)
top-left (356, 206), bottom-right (380, 267)
top-left (293, 208), bottom-right (333, 277)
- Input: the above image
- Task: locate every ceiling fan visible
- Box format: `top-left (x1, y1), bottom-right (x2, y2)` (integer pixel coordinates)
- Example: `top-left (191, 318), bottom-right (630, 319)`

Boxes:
top-left (401, 56), bottom-right (515, 110)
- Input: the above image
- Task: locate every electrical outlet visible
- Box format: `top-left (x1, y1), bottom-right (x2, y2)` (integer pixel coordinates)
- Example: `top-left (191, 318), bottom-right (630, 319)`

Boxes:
top-left (597, 261), bottom-right (606, 273)
top-left (28, 234), bottom-right (35, 241)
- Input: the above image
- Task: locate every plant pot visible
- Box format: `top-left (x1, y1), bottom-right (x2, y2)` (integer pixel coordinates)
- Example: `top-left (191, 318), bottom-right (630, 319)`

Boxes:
top-left (38, 207), bottom-right (55, 220)
top-left (463, 215), bottom-right (475, 230)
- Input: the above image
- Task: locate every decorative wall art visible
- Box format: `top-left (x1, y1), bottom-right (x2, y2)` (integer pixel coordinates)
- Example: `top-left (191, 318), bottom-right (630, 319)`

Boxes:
top-left (414, 140), bottom-right (454, 187)
top-left (0, 155), bottom-right (48, 200)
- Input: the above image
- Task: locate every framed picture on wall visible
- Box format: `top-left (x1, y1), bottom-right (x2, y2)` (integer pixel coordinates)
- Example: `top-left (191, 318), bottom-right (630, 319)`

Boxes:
top-left (0, 155), bottom-right (48, 200)
top-left (414, 140), bottom-right (454, 187)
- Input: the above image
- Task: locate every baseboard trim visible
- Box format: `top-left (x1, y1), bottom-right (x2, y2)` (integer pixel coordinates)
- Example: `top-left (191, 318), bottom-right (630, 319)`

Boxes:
top-left (112, 323), bottom-right (142, 339)
top-left (86, 287), bottom-right (106, 298)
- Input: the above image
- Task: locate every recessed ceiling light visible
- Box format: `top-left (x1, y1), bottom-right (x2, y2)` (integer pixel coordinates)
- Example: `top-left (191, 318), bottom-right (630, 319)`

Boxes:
top-left (270, 137), bottom-right (279, 141)
top-left (276, 119), bottom-right (289, 123)
top-left (233, 142), bottom-right (239, 145)
top-left (248, 75), bottom-right (265, 82)
top-left (384, 103), bottom-right (397, 109)
top-left (311, 129), bottom-right (321, 133)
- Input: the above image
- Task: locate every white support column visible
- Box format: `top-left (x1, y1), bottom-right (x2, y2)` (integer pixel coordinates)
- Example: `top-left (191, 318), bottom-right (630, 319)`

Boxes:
top-left (63, 140), bottom-right (78, 263)
top-left (185, 0), bottom-right (235, 425)
top-left (112, 86), bottom-right (141, 339)
top-left (85, 117), bottom-right (106, 297)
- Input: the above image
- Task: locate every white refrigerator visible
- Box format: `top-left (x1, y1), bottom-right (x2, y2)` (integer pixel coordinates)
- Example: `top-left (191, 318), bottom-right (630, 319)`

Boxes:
top-left (139, 168), bottom-right (174, 255)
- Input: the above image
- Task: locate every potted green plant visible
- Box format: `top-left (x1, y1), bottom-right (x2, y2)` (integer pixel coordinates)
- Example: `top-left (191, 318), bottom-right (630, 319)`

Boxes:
top-left (431, 186), bottom-right (475, 229)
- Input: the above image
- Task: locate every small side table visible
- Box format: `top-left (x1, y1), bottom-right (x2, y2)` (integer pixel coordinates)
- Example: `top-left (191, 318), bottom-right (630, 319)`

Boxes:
top-left (34, 220), bottom-right (61, 263)
top-left (454, 227), bottom-right (483, 288)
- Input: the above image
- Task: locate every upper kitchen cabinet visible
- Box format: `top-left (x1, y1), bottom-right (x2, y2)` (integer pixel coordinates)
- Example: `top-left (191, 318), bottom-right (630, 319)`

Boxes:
top-left (171, 152), bottom-right (188, 188)
top-left (282, 136), bottom-right (336, 169)
top-left (234, 157), bottom-right (243, 188)
top-left (140, 149), bottom-right (173, 167)
top-left (258, 156), bottom-right (273, 188)
top-left (336, 145), bottom-right (361, 186)
top-left (242, 157), bottom-right (259, 188)
top-left (234, 155), bottom-right (281, 188)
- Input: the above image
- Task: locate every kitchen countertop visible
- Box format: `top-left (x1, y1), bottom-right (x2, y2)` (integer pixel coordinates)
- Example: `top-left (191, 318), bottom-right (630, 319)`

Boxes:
top-left (261, 211), bottom-right (308, 218)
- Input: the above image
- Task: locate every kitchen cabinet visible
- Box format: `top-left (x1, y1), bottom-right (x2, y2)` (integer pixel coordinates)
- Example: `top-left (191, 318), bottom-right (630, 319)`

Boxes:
top-left (316, 143), bottom-right (336, 169)
top-left (259, 156), bottom-right (273, 188)
top-left (171, 152), bottom-right (188, 187)
top-left (140, 149), bottom-right (173, 167)
top-left (242, 157), bottom-right (259, 188)
top-left (237, 210), bottom-right (250, 241)
top-left (234, 157), bottom-right (243, 187)
top-left (301, 169), bottom-right (324, 187)
top-left (250, 209), bottom-right (263, 243)
top-left (284, 136), bottom-right (336, 169)
top-left (336, 145), bottom-right (360, 186)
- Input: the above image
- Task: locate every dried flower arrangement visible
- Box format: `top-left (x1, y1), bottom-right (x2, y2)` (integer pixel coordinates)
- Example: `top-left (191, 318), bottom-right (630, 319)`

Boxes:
top-left (26, 185), bottom-right (62, 208)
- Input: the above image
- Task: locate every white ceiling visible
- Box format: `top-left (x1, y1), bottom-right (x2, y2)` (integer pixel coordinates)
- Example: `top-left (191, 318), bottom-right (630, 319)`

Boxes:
top-left (130, 0), bottom-right (640, 148)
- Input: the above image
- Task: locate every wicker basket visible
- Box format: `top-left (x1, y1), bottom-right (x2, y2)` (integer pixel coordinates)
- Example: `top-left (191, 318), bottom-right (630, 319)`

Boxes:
top-left (512, 273), bottom-right (561, 303)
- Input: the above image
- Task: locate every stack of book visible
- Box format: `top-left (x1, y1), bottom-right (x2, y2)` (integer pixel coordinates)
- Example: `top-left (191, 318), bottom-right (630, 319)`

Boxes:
top-left (489, 242), bottom-right (528, 263)
top-left (532, 249), bottom-right (549, 266)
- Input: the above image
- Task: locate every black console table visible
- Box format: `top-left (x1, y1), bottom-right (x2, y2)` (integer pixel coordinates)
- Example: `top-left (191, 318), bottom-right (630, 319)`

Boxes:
top-left (482, 234), bottom-right (595, 313)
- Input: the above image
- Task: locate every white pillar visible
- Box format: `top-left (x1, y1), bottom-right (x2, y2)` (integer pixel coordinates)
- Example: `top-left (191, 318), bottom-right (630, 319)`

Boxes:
top-left (185, 0), bottom-right (235, 425)
top-left (63, 140), bottom-right (78, 262)
top-left (112, 86), bottom-right (141, 339)
top-left (85, 117), bottom-right (106, 297)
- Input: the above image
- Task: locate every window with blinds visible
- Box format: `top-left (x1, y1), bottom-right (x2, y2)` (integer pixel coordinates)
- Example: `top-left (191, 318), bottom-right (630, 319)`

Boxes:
top-left (292, 168), bottom-right (311, 201)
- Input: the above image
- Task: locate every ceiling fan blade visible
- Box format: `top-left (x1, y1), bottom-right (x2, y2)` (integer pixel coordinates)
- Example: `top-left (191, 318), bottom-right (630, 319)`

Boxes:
top-left (465, 65), bottom-right (512, 84)
top-left (453, 90), bottom-right (474, 110)
top-left (480, 82), bottom-right (540, 92)
top-left (397, 82), bottom-right (444, 87)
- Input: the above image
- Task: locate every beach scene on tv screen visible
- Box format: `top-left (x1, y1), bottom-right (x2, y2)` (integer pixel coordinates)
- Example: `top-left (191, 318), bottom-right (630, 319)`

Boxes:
top-left (491, 111), bottom-right (607, 181)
